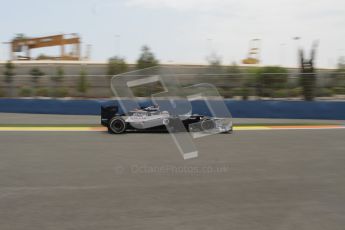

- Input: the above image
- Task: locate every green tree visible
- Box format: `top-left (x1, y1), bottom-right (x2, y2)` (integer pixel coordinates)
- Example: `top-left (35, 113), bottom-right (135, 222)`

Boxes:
top-left (206, 52), bottom-right (222, 67)
top-left (136, 45), bottom-right (159, 69)
top-left (224, 66), bottom-right (258, 100)
top-left (206, 52), bottom-right (222, 75)
top-left (77, 68), bottom-right (89, 96)
top-left (299, 42), bottom-right (318, 101)
top-left (227, 62), bottom-right (241, 74)
top-left (337, 56), bottom-right (345, 69)
top-left (107, 56), bottom-right (128, 77)
top-left (256, 66), bottom-right (288, 97)
top-left (14, 33), bottom-right (28, 40)
top-left (30, 67), bottom-right (45, 89)
top-left (51, 67), bottom-right (65, 97)
top-left (227, 61), bottom-right (243, 87)
top-left (3, 61), bottom-right (15, 97)
top-left (51, 66), bottom-right (64, 84)
top-left (332, 56), bottom-right (345, 94)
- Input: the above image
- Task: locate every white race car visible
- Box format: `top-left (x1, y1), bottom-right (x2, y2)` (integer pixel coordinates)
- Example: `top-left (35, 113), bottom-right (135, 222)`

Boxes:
top-left (101, 104), bottom-right (232, 134)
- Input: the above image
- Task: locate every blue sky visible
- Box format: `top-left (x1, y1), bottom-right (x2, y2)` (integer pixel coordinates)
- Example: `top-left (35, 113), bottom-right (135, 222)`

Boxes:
top-left (1, 0), bottom-right (345, 68)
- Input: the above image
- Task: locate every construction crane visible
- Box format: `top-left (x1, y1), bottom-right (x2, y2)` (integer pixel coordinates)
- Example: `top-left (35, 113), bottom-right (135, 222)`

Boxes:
top-left (8, 33), bottom-right (81, 61)
top-left (242, 38), bottom-right (261, 65)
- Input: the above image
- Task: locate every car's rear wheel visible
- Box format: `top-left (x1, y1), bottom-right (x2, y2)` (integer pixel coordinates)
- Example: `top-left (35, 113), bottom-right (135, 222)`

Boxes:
top-left (108, 117), bottom-right (126, 134)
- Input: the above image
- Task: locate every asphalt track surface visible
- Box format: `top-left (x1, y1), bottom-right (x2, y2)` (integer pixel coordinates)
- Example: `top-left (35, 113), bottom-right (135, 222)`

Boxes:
top-left (1, 113), bottom-right (345, 125)
top-left (0, 114), bottom-right (345, 229)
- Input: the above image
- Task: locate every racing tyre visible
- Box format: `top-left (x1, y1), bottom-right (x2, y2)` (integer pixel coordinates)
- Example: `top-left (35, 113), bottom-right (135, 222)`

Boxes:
top-left (201, 119), bottom-right (216, 131)
top-left (108, 117), bottom-right (126, 134)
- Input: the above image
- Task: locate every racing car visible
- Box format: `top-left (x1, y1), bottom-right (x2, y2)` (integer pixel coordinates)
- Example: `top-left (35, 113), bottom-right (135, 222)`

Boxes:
top-left (101, 103), bottom-right (232, 134)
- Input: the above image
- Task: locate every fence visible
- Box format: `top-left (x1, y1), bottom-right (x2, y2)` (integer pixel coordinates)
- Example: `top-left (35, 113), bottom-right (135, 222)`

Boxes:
top-left (0, 71), bottom-right (344, 100)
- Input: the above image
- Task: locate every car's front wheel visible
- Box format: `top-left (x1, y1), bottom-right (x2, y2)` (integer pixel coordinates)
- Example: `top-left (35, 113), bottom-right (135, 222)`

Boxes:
top-left (108, 117), bottom-right (126, 134)
top-left (201, 119), bottom-right (216, 131)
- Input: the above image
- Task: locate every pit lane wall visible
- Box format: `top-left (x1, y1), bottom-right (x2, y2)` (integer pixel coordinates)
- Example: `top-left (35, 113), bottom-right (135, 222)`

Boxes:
top-left (1, 98), bottom-right (345, 120)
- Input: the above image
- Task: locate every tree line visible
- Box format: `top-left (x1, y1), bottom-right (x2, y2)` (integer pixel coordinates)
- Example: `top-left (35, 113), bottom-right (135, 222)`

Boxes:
top-left (1, 45), bottom-right (345, 100)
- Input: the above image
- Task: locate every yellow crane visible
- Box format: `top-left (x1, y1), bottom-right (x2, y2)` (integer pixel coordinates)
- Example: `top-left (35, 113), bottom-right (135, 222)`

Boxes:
top-left (242, 38), bottom-right (261, 65)
top-left (9, 33), bottom-right (81, 61)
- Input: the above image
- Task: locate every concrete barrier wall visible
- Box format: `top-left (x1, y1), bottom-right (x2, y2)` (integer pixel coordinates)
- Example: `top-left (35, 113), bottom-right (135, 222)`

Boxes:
top-left (1, 98), bottom-right (345, 120)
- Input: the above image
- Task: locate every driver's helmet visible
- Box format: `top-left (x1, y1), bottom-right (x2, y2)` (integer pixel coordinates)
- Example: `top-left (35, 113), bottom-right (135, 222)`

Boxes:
top-left (143, 104), bottom-right (159, 112)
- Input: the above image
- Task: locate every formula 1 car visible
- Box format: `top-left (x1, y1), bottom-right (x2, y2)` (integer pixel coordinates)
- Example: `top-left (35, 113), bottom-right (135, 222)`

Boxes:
top-left (101, 104), bottom-right (233, 134)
